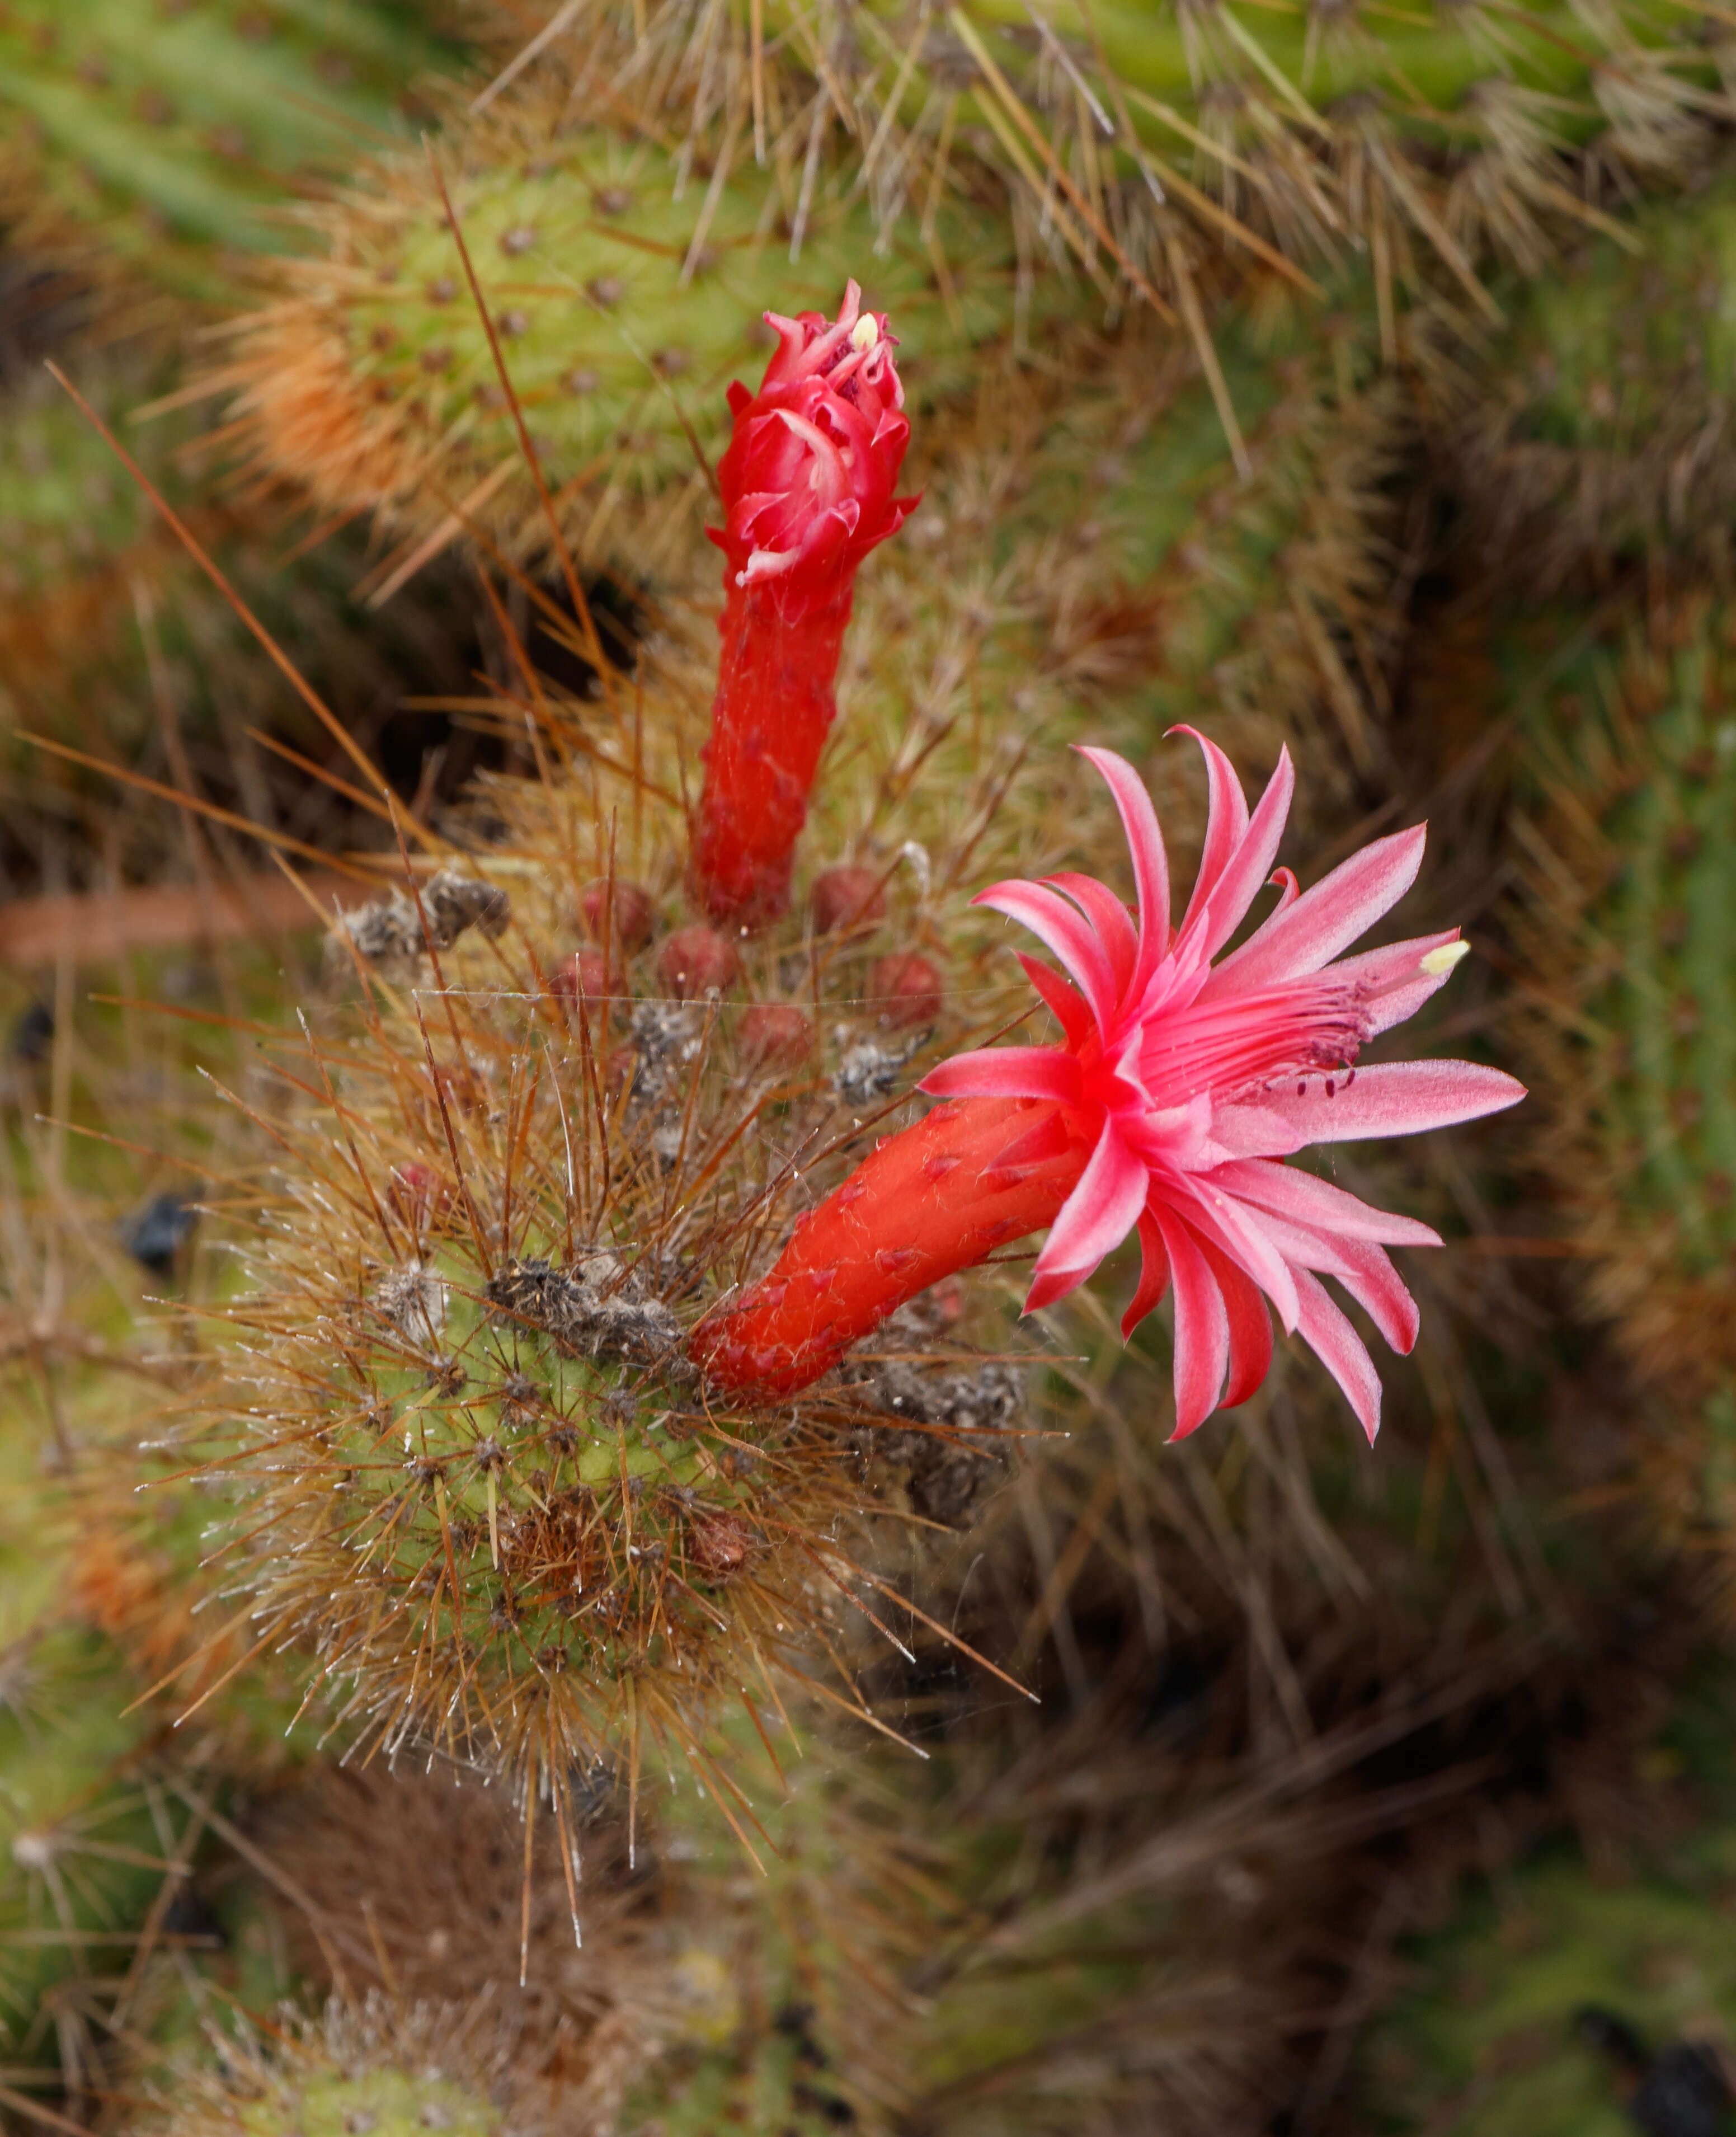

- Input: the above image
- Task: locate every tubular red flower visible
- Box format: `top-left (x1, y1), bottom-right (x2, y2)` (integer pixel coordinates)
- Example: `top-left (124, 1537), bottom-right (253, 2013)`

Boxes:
top-left (693, 733), bottom-right (1527, 1440)
top-left (692, 280), bottom-right (918, 927)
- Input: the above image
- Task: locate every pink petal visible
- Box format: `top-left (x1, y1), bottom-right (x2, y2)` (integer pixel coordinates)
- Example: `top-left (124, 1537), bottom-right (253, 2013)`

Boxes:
top-left (1182, 1183), bottom-right (1301, 1335)
top-left (1216, 1204), bottom-right (1417, 1355)
top-left (1204, 825), bottom-right (1427, 998)
top-left (1188, 748), bottom-right (1295, 963)
top-left (1211, 1159), bottom-right (1442, 1248)
top-left (1325, 929), bottom-right (1462, 1037)
top-left (976, 879), bottom-right (1119, 1031)
top-left (1025, 1262), bottom-right (1087, 1314)
top-left (1151, 1205), bottom-right (1229, 1439)
top-left (1018, 954), bottom-right (1094, 1050)
top-left (1194, 1233), bottom-right (1274, 1407)
top-left (1120, 1210), bottom-right (1172, 1339)
top-left (1048, 871), bottom-right (1138, 994)
top-left (1028, 1125), bottom-right (1151, 1299)
top-left (1239, 1060), bottom-right (1527, 1153)
top-left (989, 1108), bottom-right (1074, 1172)
top-left (1292, 1266), bottom-right (1382, 1442)
top-left (1330, 1238), bottom-right (1420, 1355)
top-left (1076, 746), bottom-right (1170, 993)
top-left (921, 1046), bottom-right (1080, 1104)
top-left (1174, 725), bottom-right (1249, 938)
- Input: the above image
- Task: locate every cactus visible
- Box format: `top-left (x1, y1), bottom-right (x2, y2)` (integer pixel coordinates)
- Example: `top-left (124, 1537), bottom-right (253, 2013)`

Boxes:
top-left (14, 5), bottom-right (1736, 2120)
top-left (206, 81), bottom-right (1026, 572)
top-left (143, 1998), bottom-right (559, 2137)
top-left (0, 374), bottom-right (165, 619)
top-left (1508, 591), bottom-right (1736, 1398)
top-left (397, 0), bottom-right (1727, 346)
top-left (0, 376), bottom-right (497, 905)
top-left (0, 1377), bottom-right (169, 2086)
top-left (1359, 1806), bottom-right (1736, 2134)
top-left (1436, 165), bottom-right (1736, 588)
top-left (1506, 591), bottom-right (1736, 1647)
top-left (149, 715), bottom-right (1044, 1811)
top-left (0, 0), bottom-right (464, 304)
top-left (979, 280), bottom-right (1411, 801)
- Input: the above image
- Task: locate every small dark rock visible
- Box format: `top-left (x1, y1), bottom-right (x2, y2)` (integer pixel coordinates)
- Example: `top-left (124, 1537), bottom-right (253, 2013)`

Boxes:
top-left (10, 1002), bottom-right (53, 1064)
top-left (123, 1192), bottom-right (197, 1276)
top-left (1575, 2005), bottom-right (1733, 2137)
top-left (161, 1883), bottom-right (227, 1948)
top-left (1576, 2005), bottom-right (1649, 2074)
top-left (1633, 2044), bottom-right (1730, 2137)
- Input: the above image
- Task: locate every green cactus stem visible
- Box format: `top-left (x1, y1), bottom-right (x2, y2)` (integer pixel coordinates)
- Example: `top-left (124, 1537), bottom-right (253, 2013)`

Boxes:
top-left (1437, 164), bottom-right (1736, 588)
top-left (1361, 1798), bottom-right (1736, 2135)
top-left (1509, 591), bottom-right (1736, 1397)
top-left (429, 0), bottom-right (1727, 345)
top-left (208, 88), bottom-right (1025, 575)
top-left (0, 0), bottom-right (464, 303)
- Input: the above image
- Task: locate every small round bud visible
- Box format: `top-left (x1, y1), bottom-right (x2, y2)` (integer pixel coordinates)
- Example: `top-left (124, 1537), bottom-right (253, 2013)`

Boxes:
top-left (738, 1004), bottom-right (814, 1068)
top-left (686, 1510), bottom-right (754, 1579)
top-left (810, 865), bottom-right (886, 937)
top-left (657, 926), bottom-right (740, 999)
top-left (547, 948), bottom-right (614, 1007)
top-left (389, 1161), bottom-right (451, 1232)
top-left (869, 951), bottom-right (943, 1029)
top-left (581, 879), bottom-right (656, 952)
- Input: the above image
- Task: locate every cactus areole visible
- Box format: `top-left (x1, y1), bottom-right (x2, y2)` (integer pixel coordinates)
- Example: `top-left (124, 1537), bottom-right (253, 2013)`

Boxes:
top-left (694, 735), bottom-right (1526, 1439)
top-left (692, 281), bottom-right (917, 926)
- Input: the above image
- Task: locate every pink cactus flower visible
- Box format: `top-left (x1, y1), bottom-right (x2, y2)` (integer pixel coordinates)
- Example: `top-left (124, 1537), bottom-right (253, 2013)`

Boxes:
top-left (694, 733), bottom-right (1525, 1440)
top-left (693, 281), bottom-right (919, 927)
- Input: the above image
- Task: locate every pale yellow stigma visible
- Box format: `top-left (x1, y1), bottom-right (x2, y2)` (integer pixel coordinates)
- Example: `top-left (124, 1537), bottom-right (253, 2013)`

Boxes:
top-left (849, 312), bottom-right (880, 352)
top-left (1420, 940), bottom-right (1470, 978)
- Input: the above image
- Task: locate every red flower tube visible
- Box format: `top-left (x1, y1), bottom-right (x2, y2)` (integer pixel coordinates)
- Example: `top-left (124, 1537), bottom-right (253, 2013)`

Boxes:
top-left (693, 734), bottom-right (1527, 1439)
top-left (692, 280), bottom-right (918, 927)
top-left (694, 1097), bottom-right (1091, 1396)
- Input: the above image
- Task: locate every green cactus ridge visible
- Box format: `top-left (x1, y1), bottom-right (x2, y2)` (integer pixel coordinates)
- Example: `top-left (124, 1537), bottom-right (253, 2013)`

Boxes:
top-left (220, 0), bottom-right (1733, 572)
top-left (242, 2065), bottom-right (498, 2137)
top-left (1441, 165), bottom-right (1736, 583)
top-left (0, 379), bottom-right (162, 600)
top-left (0, 0), bottom-right (464, 298)
top-left (1512, 594), bottom-right (1736, 1393)
top-left (489, 0), bottom-right (1724, 316)
top-left (204, 1222), bottom-right (775, 1773)
top-left (0, 1444), bottom-right (169, 2058)
top-left (228, 134), bottom-right (1405, 809)
top-left (150, 2001), bottom-right (542, 2137)
top-left (1361, 1818), bottom-right (1736, 2136)
top-left (215, 105), bottom-right (1030, 567)
top-left (173, 818), bottom-right (1034, 1793)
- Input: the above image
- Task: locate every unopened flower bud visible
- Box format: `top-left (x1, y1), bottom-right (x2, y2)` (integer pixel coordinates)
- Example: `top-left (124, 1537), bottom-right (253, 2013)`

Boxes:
top-left (693, 280), bottom-right (920, 927)
top-left (657, 925), bottom-right (741, 1000)
top-left (737, 1003), bottom-right (815, 1068)
top-left (547, 948), bottom-right (614, 1007)
top-left (581, 879), bottom-right (656, 952)
top-left (811, 865), bottom-right (886, 936)
top-left (869, 951), bottom-right (943, 1029)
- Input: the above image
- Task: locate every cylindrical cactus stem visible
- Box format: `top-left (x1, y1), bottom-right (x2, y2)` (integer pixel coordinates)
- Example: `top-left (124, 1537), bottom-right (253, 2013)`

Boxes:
top-left (692, 280), bottom-right (917, 927)
top-left (693, 1097), bottom-right (1088, 1395)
